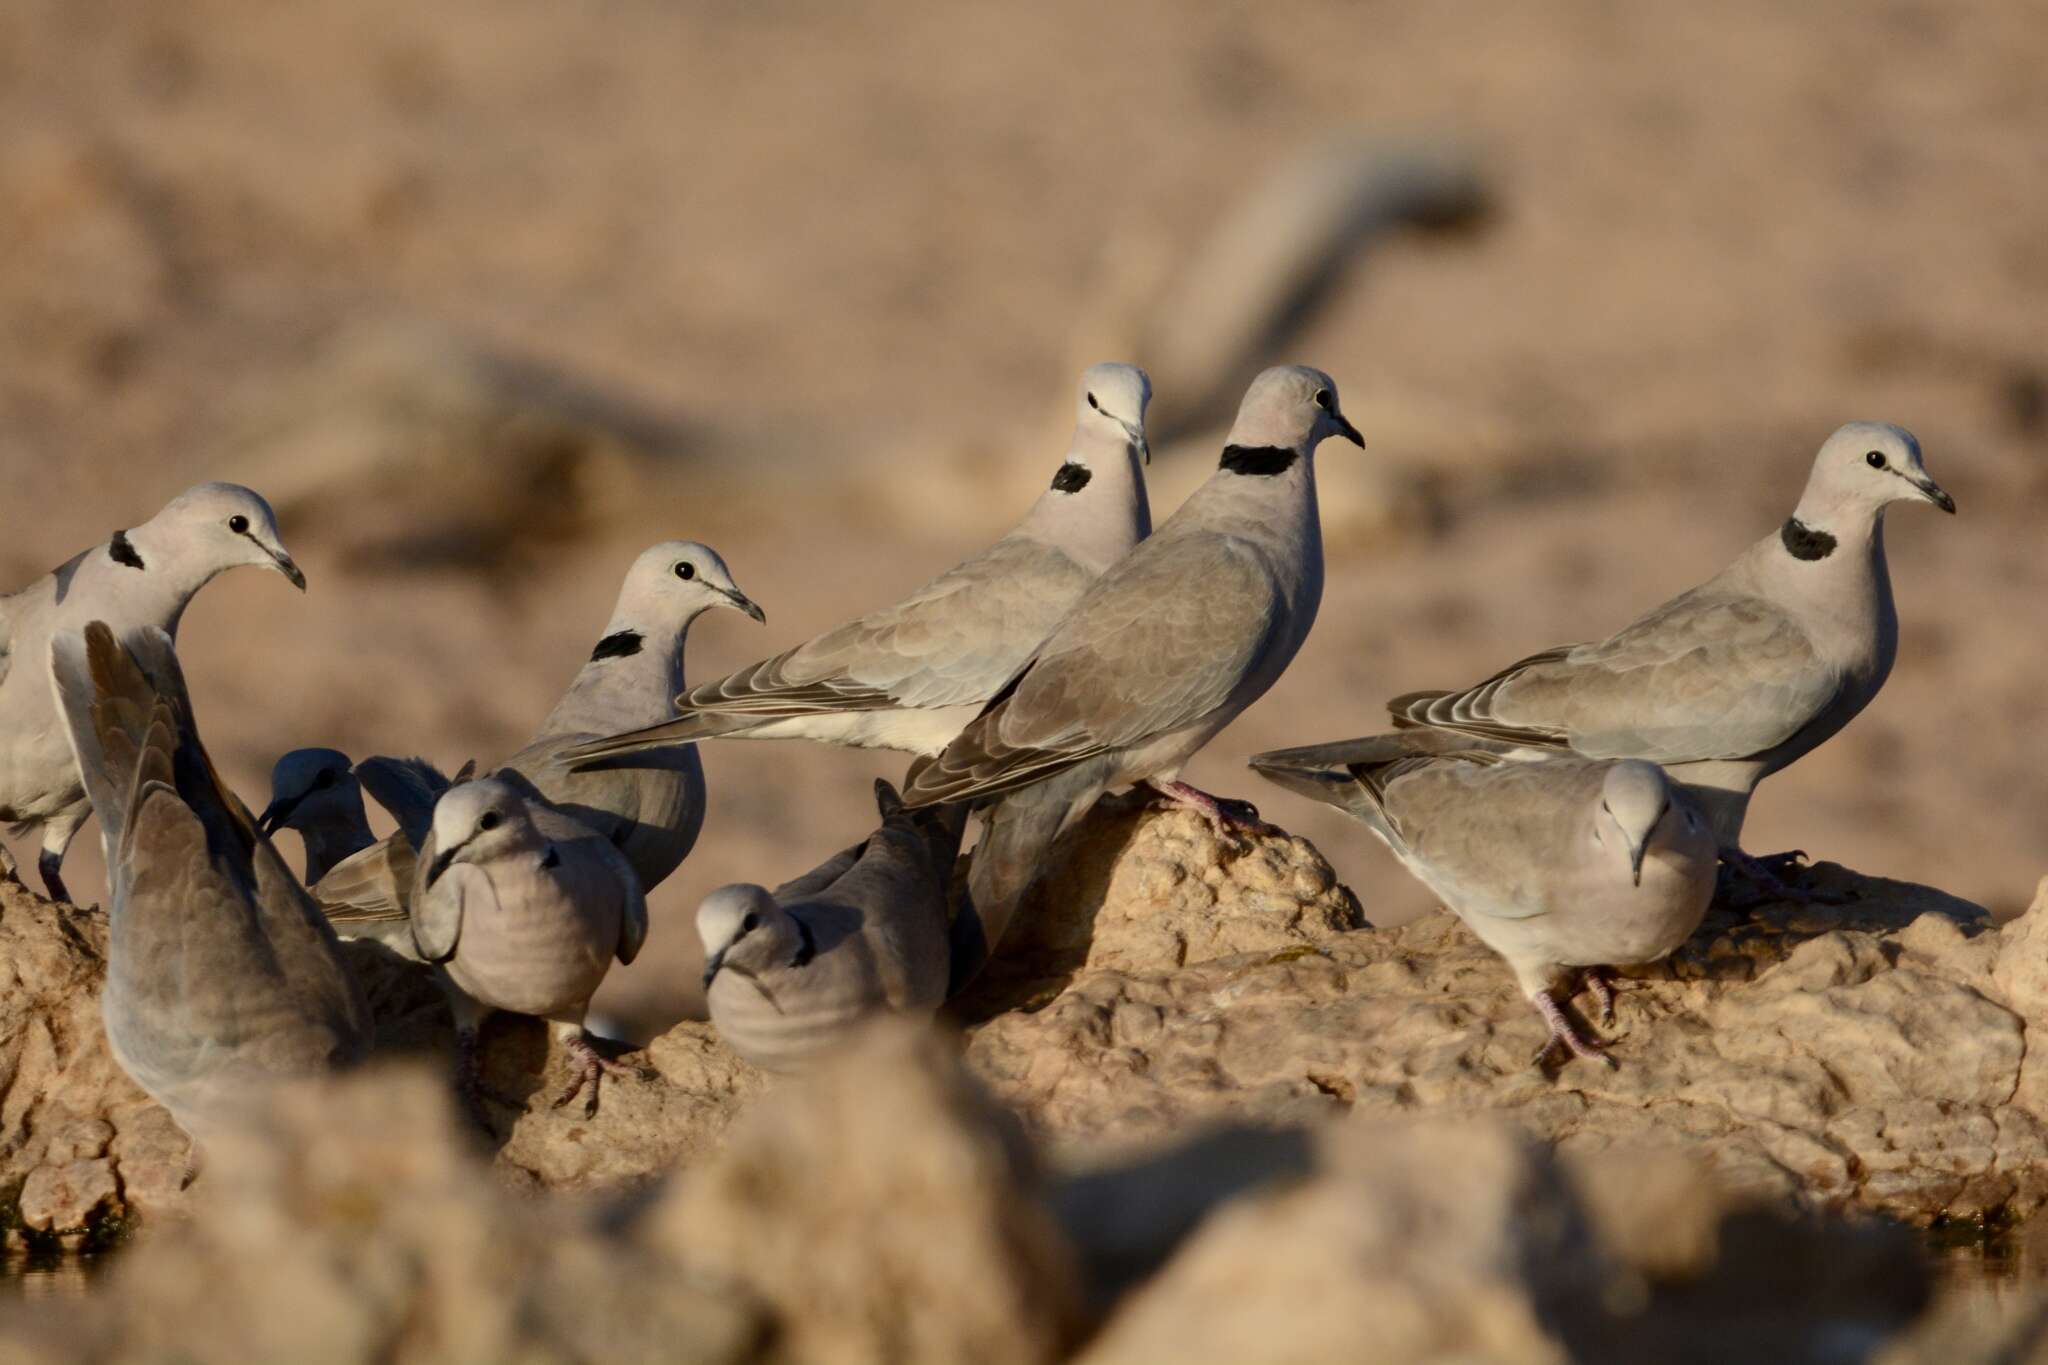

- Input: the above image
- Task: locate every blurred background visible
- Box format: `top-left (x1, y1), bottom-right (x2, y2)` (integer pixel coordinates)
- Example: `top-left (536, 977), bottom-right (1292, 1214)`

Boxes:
top-left (2, 0), bottom-right (2042, 1039)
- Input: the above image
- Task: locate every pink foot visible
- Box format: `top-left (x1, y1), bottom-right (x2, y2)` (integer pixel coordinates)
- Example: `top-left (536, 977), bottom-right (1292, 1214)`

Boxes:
top-left (553, 1033), bottom-right (648, 1118)
top-left (1583, 967), bottom-right (1618, 1028)
top-left (1531, 990), bottom-right (1616, 1070)
top-left (1147, 780), bottom-right (1274, 842)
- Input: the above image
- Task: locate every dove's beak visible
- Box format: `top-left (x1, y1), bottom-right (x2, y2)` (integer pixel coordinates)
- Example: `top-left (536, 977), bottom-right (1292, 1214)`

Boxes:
top-left (1120, 420), bottom-right (1150, 466)
top-left (1629, 837), bottom-right (1648, 887)
top-left (254, 792), bottom-right (302, 838)
top-left (720, 588), bottom-right (766, 624)
top-left (1914, 476), bottom-right (1956, 515)
top-left (269, 549), bottom-right (308, 591)
top-left (1333, 413), bottom-right (1365, 448)
top-left (701, 946), bottom-right (728, 990)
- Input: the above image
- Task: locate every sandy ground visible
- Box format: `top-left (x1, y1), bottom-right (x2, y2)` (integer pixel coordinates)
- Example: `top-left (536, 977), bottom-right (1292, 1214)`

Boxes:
top-left (2, 0), bottom-right (2043, 1036)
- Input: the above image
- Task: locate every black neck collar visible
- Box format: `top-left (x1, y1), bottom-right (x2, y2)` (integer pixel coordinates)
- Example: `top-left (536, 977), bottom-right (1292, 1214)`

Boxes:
top-left (590, 629), bottom-right (644, 661)
top-left (1780, 518), bottom-right (1836, 561)
top-left (1219, 445), bottom-right (1299, 476)
top-left (108, 530), bottom-right (146, 571)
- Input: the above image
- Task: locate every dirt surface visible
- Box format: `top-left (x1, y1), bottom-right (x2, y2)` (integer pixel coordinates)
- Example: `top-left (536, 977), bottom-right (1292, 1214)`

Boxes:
top-left (3, 0), bottom-right (2043, 1036)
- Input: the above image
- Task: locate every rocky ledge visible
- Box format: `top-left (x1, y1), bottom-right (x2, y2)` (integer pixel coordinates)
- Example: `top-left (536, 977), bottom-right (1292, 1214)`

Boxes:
top-left (4, 797), bottom-right (2048, 1359)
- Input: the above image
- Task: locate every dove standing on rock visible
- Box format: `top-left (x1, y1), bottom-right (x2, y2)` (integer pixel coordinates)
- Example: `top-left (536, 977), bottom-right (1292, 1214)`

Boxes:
top-left (0, 483), bottom-right (305, 902)
top-left (47, 623), bottom-right (368, 1144)
top-left (1252, 733), bottom-right (1718, 1067)
top-left (903, 365), bottom-right (1365, 990)
top-left (308, 541), bottom-right (760, 934)
top-left (698, 779), bottom-right (967, 1073)
top-left (567, 364), bottom-right (1153, 763)
top-left (257, 749), bottom-right (375, 883)
top-left (410, 776), bottom-right (647, 1117)
top-left (1386, 423), bottom-right (1952, 892)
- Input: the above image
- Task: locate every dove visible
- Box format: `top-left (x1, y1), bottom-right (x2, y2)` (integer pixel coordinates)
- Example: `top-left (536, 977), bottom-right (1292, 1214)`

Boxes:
top-left (698, 780), bottom-right (966, 1074)
top-left (285, 754), bottom-right (463, 960)
top-left (1387, 422), bottom-right (1953, 887)
top-left (0, 483), bottom-right (304, 903)
top-left (903, 365), bottom-right (1364, 990)
top-left (307, 541), bottom-right (760, 934)
top-left (46, 622), bottom-right (368, 1143)
top-left (565, 364), bottom-right (1152, 764)
top-left (410, 776), bottom-right (647, 1116)
top-left (256, 749), bottom-right (375, 884)
top-left (1251, 732), bottom-right (1717, 1066)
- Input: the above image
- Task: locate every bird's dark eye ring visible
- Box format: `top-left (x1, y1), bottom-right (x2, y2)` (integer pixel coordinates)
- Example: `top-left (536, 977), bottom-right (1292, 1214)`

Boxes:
top-left (1865, 450), bottom-right (1886, 469)
top-left (675, 562), bottom-right (697, 580)
top-left (228, 514), bottom-right (250, 533)
top-left (1313, 389), bottom-right (1332, 411)
top-left (739, 912), bottom-right (760, 933)
top-left (1086, 392), bottom-right (1099, 411)
top-left (478, 811), bottom-right (502, 832)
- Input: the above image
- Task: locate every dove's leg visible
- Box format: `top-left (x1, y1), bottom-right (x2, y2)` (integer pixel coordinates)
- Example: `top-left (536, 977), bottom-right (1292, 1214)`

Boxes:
top-left (449, 998), bottom-right (520, 1127)
top-left (1718, 847), bottom-right (1841, 906)
top-left (552, 1022), bottom-right (646, 1118)
top-left (1530, 990), bottom-right (1616, 1070)
top-left (36, 804), bottom-right (90, 904)
top-left (1582, 967), bottom-right (1618, 1027)
top-left (1145, 780), bottom-right (1272, 838)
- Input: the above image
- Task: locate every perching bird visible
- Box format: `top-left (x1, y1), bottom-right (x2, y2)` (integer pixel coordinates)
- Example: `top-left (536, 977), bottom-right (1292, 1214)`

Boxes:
top-left (698, 779), bottom-right (966, 1073)
top-left (1386, 422), bottom-right (1952, 887)
top-left (409, 776), bottom-right (647, 1116)
top-left (308, 541), bottom-right (760, 932)
top-left (281, 753), bottom-right (462, 959)
top-left (1251, 732), bottom-right (1717, 1066)
top-left (565, 364), bottom-right (1153, 763)
top-left (256, 748), bottom-right (374, 883)
top-left (47, 622), bottom-right (368, 1143)
top-left (903, 365), bottom-right (1364, 990)
top-left (0, 483), bottom-right (304, 902)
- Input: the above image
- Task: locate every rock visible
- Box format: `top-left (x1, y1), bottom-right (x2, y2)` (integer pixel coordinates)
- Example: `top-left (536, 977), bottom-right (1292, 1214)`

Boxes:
top-left (0, 885), bottom-right (191, 1236)
top-left (645, 1018), bottom-right (1086, 1365)
top-left (957, 797), bottom-right (1365, 1018)
top-left (0, 1065), bottom-right (767, 1364)
top-left (965, 805), bottom-right (2048, 1225)
top-left (1071, 1117), bottom-right (1928, 1365)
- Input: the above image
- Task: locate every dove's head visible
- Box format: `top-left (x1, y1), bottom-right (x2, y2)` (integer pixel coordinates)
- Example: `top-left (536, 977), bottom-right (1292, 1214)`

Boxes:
top-left (1227, 365), bottom-right (1364, 456)
top-left (1592, 761), bottom-right (1699, 887)
top-left (1801, 422), bottom-right (1952, 522)
top-left (697, 883), bottom-right (805, 991)
top-left (141, 483), bottom-right (305, 591)
top-left (256, 747), bottom-right (363, 838)
top-left (1075, 362), bottom-right (1152, 464)
top-left (615, 541), bottom-right (764, 631)
top-left (423, 778), bottom-right (543, 886)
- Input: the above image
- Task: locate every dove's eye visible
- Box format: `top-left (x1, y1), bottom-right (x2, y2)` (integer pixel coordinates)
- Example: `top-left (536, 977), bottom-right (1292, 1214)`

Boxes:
top-left (228, 514), bottom-right (250, 533)
top-left (313, 769), bottom-right (338, 791)
top-left (1313, 389), bottom-right (1333, 411)
top-left (1865, 450), bottom-right (1886, 469)
top-left (478, 811), bottom-right (502, 833)
top-left (1086, 392), bottom-right (1100, 411)
top-left (675, 562), bottom-right (697, 581)
top-left (739, 912), bottom-right (760, 934)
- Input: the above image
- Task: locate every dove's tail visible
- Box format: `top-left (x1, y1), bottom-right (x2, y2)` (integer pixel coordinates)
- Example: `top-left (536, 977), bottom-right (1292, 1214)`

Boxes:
top-left (948, 777), bottom-right (1090, 997)
top-left (353, 754), bottom-right (455, 848)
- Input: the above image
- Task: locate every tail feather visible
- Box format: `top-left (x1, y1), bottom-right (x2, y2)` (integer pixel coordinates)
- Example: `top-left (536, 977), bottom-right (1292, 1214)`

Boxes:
top-left (49, 623), bottom-right (184, 855)
top-left (353, 755), bottom-right (453, 847)
top-left (564, 714), bottom-right (744, 767)
top-left (950, 781), bottom-right (1077, 997)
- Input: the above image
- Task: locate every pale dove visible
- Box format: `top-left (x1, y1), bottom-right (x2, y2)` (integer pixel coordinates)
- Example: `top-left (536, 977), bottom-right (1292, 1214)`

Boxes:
top-left (256, 748), bottom-right (375, 883)
top-left (1386, 422), bottom-right (1952, 888)
top-left (903, 365), bottom-right (1364, 990)
top-left (410, 775), bottom-right (647, 1116)
top-left (47, 622), bottom-right (368, 1144)
top-left (566, 364), bottom-right (1152, 763)
top-left (1, 483), bottom-right (304, 902)
top-left (698, 779), bottom-right (966, 1073)
top-left (1254, 732), bottom-right (1717, 1066)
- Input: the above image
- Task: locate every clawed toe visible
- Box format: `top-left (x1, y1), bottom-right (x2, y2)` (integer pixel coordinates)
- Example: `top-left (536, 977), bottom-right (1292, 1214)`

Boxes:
top-left (1531, 989), bottom-right (1617, 1071)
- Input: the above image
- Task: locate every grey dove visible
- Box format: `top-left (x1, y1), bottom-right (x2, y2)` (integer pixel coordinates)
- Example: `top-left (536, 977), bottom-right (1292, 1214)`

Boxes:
top-left (1388, 422), bottom-right (1952, 886)
top-left (1252, 732), bottom-right (1717, 1066)
top-left (308, 541), bottom-right (760, 933)
top-left (566, 364), bottom-right (1152, 763)
top-left (902, 365), bottom-right (1364, 991)
top-left (1, 483), bottom-right (304, 902)
top-left (257, 748), bottom-right (375, 883)
top-left (410, 775), bottom-right (647, 1116)
top-left (47, 622), bottom-right (368, 1144)
top-left (697, 779), bottom-right (966, 1074)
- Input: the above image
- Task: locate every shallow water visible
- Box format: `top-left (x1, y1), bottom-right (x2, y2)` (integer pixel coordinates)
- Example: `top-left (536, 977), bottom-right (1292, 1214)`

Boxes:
top-left (0, 1249), bottom-right (106, 1300)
